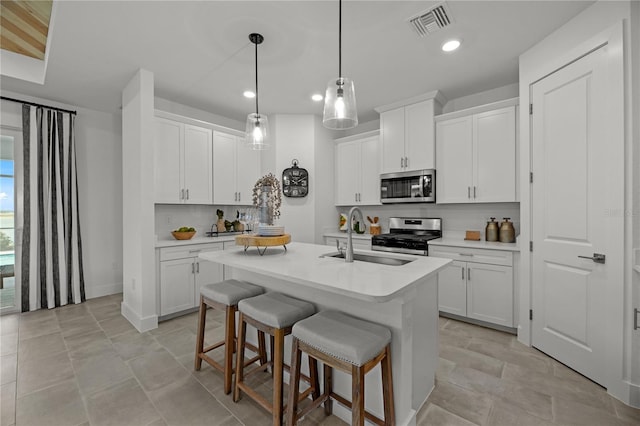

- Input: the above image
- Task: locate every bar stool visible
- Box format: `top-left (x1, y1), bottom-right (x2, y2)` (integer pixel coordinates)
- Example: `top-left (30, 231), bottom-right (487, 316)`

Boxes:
top-left (285, 310), bottom-right (395, 426)
top-left (234, 292), bottom-right (317, 426)
top-left (194, 279), bottom-right (266, 395)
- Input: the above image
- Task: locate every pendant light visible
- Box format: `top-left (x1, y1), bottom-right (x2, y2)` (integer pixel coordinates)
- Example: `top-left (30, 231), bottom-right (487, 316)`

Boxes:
top-left (245, 33), bottom-right (269, 149)
top-left (323, 0), bottom-right (358, 130)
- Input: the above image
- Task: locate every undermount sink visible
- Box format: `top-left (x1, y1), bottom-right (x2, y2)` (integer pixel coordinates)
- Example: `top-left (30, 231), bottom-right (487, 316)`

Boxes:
top-left (321, 251), bottom-right (414, 266)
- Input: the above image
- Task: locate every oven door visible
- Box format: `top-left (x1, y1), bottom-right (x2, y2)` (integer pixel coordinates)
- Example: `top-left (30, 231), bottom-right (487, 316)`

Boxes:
top-left (380, 170), bottom-right (435, 203)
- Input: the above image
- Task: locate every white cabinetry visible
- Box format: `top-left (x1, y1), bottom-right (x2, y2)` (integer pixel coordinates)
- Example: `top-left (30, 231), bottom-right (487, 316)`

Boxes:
top-left (158, 243), bottom-right (224, 316)
top-left (335, 131), bottom-right (380, 205)
top-left (213, 131), bottom-right (260, 205)
top-left (431, 245), bottom-right (514, 328)
top-left (154, 117), bottom-right (213, 204)
top-left (435, 100), bottom-right (517, 204)
top-left (324, 235), bottom-right (371, 251)
top-left (376, 92), bottom-right (443, 174)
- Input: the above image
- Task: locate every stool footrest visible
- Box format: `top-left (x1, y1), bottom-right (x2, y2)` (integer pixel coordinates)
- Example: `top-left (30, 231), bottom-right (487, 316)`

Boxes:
top-left (330, 392), bottom-right (385, 426)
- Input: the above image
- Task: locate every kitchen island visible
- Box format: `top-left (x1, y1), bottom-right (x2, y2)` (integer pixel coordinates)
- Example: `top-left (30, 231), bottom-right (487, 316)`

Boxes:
top-left (199, 242), bottom-right (451, 426)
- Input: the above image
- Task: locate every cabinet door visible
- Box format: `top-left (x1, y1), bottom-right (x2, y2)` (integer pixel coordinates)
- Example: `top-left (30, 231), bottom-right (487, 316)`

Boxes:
top-left (358, 136), bottom-right (381, 205)
top-left (473, 106), bottom-right (516, 202)
top-left (438, 261), bottom-right (467, 316)
top-left (435, 116), bottom-right (473, 203)
top-left (159, 258), bottom-right (195, 316)
top-left (466, 263), bottom-right (513, 327)
top-left (405, 101), bottom-right (435, 171)
top-left (213, 131), bottom-right (238, 205)
top-left (236, 136), bottom-right (261, 205)
top-left (183, 125), bottom-right (213, 204)
top-left (380, 108), bottom-right (405, 174)
top-left (154, 119), bottom-right (183, 203)
top-left (335, 141), bottom-right (360, 205)
top-left (194, 258), bottom-right (224, 306)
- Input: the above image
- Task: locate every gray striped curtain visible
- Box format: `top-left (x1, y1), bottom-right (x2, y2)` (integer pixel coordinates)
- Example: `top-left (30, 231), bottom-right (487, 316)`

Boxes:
top-left (21, 105), bottom-right (85, 312)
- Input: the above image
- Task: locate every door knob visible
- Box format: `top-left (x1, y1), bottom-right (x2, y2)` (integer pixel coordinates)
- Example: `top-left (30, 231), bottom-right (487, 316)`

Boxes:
top-left (577, 253), bottom-right (606, 264)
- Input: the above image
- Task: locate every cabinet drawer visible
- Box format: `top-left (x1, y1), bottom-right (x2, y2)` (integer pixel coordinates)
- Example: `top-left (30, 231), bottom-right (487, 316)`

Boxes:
top-left (160, 243), bottom-right (223, 261)
top-left (430, 245), bottom-right (513, 267)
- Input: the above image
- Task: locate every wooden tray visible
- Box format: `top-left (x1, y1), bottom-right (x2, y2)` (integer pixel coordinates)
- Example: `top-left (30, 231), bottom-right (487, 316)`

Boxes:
top-left (235, 234), bottom-right (291, 255)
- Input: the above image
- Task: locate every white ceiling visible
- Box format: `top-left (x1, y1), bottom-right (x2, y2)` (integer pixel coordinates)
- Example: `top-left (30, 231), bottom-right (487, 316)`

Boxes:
top-left (0, 1), bottom-right (594, 124)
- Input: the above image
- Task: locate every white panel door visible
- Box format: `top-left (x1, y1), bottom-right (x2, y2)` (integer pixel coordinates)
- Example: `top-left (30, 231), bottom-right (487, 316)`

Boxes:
top-left (236, 136), bottom-right (261, 205)
top-left (466, 263), bottom-right (513, 327)
top-left (359, 136), bottom-right (381, 205)
top-left (438, 261), bottom-right (467, 316)
top-left (474, 106), bottom-right (516, 202)
top-left (183, 125), bottom-right (212, 204)
top-left (380, 108), bottom-right (405, 174)
top-left (160, 258), bottom-right (195, 316)
top-left (435, 116), bottom-right (473, 203)
top-left (531, 46), bottom-right (608, 386)
top-left (154, 119), bottom-right (183, 203)
top-left (405, 101), bottom-right (435, 171)
top-left (213, 131), bottom-right (238, 205)
top-left (335, 141), bottom-right (360, 205)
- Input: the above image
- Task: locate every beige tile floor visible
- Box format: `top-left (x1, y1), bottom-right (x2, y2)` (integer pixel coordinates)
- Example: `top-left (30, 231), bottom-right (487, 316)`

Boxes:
top-left (0, 294), bottom-right (638, 426)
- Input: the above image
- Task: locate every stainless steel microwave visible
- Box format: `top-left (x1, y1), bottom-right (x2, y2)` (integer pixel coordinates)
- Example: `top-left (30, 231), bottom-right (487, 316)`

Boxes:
top-left (380, 169), bottom-right (435, 203)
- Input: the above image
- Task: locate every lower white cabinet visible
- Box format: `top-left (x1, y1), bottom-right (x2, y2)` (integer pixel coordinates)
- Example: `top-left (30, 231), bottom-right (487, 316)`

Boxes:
top-left (324, 235), bottom-right (371, 251)
top-left (158, 243), bottom-right (224, 316)
top-left (431, 245), bottom-right (514, 328)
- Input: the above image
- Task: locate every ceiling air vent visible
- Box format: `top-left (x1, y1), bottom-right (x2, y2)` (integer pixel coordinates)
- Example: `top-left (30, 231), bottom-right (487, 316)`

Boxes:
top-left (408, 2), bottom-right (453, 37)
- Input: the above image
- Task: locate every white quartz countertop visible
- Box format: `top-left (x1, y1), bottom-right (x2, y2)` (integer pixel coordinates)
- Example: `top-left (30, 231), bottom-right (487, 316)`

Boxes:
top-left (198, 242), bottom-right (451, 302)
top-left (155, 235), bottom-right (237, 248)
top-left (323, 232), bottom-right (373, 240)
top-left (429, 238), bottom-right (520, 252)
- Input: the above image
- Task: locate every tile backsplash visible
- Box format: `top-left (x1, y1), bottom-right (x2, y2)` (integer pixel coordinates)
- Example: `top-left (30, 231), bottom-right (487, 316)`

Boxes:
top-left (155, 204), bottom-right (245, 239)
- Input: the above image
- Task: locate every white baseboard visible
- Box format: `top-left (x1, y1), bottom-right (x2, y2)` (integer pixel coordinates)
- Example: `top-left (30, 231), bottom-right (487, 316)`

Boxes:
top-left (120, 301), bottom-right (158, 333)
top-left (85, 282), bottom-right (123, 299)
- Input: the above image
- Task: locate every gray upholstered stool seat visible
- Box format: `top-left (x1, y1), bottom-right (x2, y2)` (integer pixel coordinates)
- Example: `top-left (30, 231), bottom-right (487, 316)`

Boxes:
top-left (200, 279), bottom-right (263, 306)
top-left (234, 292), bottom-right (318, 425)
top-left (195, 279), bottom-right (266, 395)
top-left (292, 310), bottom-right (391, 367)
top-left (286, 310), bottom-right (395, 426)
top-left (238, 292), bottom-right (315, 328)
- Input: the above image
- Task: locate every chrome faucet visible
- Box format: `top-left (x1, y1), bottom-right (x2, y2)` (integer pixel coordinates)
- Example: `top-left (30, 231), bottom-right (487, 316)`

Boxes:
top-left (345, 206), bottom-right (364, 262)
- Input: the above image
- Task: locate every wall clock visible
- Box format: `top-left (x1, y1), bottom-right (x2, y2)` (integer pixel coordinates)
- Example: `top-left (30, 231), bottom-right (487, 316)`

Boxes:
top-left (282, 159), bottom-right (309, 198)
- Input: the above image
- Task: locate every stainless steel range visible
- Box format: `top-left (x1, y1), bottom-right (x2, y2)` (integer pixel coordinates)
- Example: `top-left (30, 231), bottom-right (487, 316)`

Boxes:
top-left (371, 217), bottom-right (442, 256)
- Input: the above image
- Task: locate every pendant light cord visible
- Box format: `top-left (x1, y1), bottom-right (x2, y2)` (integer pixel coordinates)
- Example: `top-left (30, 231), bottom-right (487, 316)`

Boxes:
top-left (254, 39), bottom-right (259, 116)
top-left (338, 0), bottom-right (342, 79)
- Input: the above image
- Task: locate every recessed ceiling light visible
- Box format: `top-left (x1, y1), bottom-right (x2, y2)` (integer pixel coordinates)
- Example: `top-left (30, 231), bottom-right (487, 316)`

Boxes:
top-left (442, 39), bottom-right (461, 52)
top-left (311, 93), bottom-right (323, 102)
top-left (243, 90), bottom-right (255, 98)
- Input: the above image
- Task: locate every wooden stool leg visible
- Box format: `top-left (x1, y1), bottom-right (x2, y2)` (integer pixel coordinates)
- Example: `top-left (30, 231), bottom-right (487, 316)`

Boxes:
top-left (285, 338), bottom-right (302, 426)
top-left (381, 345), bottom-right (395, 425)
top-left (324, 363), bottom-right (333, 416)
top-left (223, 305), bottom-right (236, 395)
top-left (272, 328), bottom-right (285, 426)
top-left (352, 365), bottom-right (365, 426)
top-left (308, 356), bottom-right (320, 400)
top-left (233, 313), bottom-right (248, 402)
top-left (270, 334), bottom-right (275, 376)
top-left (194, 297), bottom-right (207, 371)
top-left (258, 330), bottom-right (268, 365)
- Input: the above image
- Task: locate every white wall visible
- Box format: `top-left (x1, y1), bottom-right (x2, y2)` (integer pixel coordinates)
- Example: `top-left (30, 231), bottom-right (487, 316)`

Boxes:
top-left (0, 91), bottom-right (123, 300)
top-left (313, 115), bottom-right (336, 244)
top-left (518, 0), bottom-right (637, 407)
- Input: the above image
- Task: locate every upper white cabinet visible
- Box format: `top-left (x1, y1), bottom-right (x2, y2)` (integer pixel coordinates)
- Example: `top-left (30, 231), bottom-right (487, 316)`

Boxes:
top-left (335, 131), bottom-right (381, 206)
top-left (376, 91), bottom-right (444, 174)
top-left (154, 117), bottom-right (213, 204)
top-left (436, 99), bottom-right (518, 204)
top-left (213, 131), bottom-right (260, 205)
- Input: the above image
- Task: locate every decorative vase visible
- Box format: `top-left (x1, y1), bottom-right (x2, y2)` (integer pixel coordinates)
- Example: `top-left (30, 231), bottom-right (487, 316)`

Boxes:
top-left (259, 185), bottom-right (274, 225)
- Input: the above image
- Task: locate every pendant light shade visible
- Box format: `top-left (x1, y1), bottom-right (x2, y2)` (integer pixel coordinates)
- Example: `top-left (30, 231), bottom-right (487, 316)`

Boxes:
top-left (246, 33), bottom-right (269, 150)
top-left (323, 0), bottom-right (358, 130)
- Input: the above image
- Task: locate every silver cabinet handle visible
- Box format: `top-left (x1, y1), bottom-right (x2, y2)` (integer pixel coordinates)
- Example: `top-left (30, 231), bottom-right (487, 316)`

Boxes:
top-left (405, 157), bottom-right (408, 168)
top-left (577, 253), bottom-right (606, 264)
top-left (400, 158), bottom-right (404, 168)
top-left (191, 262), bottom-right (195, 274)
top-left (468, 187), bottom-right (471, 199)
top-left (459, 253), bottom-right (473, 257)
top-left (462, 267), bottom-right (465, 280)
top-left (238, 192), bottom-right (241, 202)
top-left (467, 267), bottom-right (471, 280)
top-left (186, 189), bottom-right (189, 200)
top-left (196, 262), bottom-right (200, 273)
top-left (181, 189), bottom-right (185, 200)
top-left (473, 186), bottom-right (476, 199)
